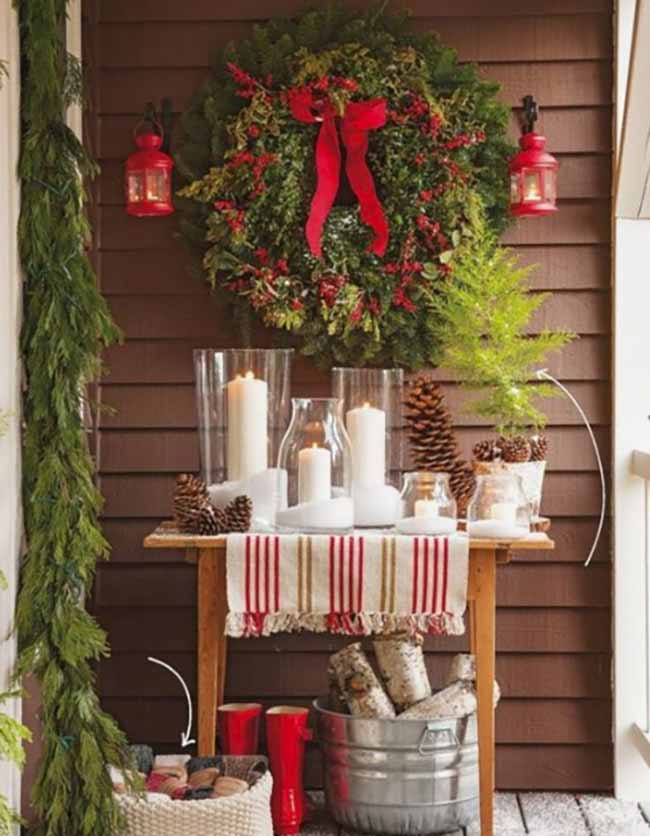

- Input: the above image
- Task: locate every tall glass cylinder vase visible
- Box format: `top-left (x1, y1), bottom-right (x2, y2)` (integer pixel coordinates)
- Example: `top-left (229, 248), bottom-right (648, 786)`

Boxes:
top-left (332, 367), bottom-right (404, 527)
top-left (193, 348), bottom-right (293, 529)
top-left (275, 398), bottom-right (353, 532)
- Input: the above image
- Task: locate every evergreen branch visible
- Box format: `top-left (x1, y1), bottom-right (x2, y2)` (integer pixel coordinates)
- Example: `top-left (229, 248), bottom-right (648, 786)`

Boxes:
top-left (14, 1), bottom-right (131, 833)
top-left (429, 228), bottom-right (573, 435)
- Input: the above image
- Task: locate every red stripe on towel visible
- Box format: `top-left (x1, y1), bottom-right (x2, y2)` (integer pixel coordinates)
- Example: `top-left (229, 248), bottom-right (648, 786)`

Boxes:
top-left (422, 538), bottom-right (430, 612)
top-left (357, 537), bottom-right (364, 612)
top-left (329, 536), bottom-right (335, 613)
top-left (432, 538), bottom-right (439, 613)
top-left (442, 537), bottom-right (449, 611)
top-left (274, 536), bottom-right (280, 610)
top-left (244, 535), bottom-right (251, 613)
top-left (412, 538), bottom-right (419, 612)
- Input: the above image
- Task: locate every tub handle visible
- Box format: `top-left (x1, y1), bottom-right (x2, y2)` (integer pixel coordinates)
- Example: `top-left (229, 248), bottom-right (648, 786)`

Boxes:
top-left (417, 724), bottom-right (460, 755)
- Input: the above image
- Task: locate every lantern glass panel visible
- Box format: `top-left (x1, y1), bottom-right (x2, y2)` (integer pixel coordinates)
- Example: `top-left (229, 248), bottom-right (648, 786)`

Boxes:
top-left (523, 170), bottom-right (542, 202)
top-left (544, 168), bottom-right (557, 205)
top-left (146, 168), bottom-right (170, 203)
top-left (510, 173), bottom-right (521, 205)
top-left (127, 171), bottom-right (145, 203)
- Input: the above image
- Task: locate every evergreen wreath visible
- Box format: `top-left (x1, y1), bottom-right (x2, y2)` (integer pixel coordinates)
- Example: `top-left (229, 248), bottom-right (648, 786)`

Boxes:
top-left (15, 2), bottom-right (132, 833)
top-left (177, 4), bottom-right (513, 369)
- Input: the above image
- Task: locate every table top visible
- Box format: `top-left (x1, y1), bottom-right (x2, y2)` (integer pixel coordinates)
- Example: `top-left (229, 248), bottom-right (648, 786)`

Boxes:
top-left (144, 521), bottom-right (554, 553)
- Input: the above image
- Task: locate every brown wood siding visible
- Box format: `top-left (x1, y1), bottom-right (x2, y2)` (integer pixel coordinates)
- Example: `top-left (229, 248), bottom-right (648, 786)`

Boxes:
top-left (85, 0), bottom-right (613, 790)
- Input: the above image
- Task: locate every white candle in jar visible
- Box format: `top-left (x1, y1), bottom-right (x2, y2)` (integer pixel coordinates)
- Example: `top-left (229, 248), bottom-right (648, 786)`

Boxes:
top-left (346, 402), bottom-right (386, 486)
top-left (226, 371), bottom-right (268, 481)
top-left (491, 502), bottom-right (517, 525)
top-left (298, 444), bottom-right (331, 504)
top-left (415, 498), bottom-right (439, 518)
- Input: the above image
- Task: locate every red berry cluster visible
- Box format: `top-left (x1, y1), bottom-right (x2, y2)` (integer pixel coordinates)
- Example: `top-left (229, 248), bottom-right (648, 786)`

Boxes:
top-left (319, 275), bottom-right (347, 308)
top-left (443, 129), bottom-right (486, 150)
top-left (214, 199), bottom-right (246, 233)
top-left (227, 150), bottom-right (278, 197)
top-left (226, 62), bottom-right (259, 99)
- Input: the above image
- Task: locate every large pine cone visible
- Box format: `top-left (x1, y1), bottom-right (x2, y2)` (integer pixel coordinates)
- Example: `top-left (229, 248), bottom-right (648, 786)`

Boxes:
top-left (173, 473), bottom-right (209, 532)
top-left (529, 434), bottom-right (548, 462)
top-left (404, 377), bottom-right (460, 473)
top-left (404, 376), bottom-right (475, 514)
top-left (500, 435), bottom-right (532, 463)
top-left (197, 504), bottom-right (227, 536)
top-left (225, 495), bottom-right (253, 533)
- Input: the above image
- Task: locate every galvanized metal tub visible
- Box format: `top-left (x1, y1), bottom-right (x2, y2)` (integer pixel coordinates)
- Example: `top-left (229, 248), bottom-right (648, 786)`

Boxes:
top-left (313, 697), bottom-right (479, 835)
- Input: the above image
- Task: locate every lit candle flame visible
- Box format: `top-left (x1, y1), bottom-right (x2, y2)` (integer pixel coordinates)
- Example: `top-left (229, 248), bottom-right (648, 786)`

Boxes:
top-left (244, 371), bottom-right (254, 379)
top-left (363, 401), bottom-right (371, 408)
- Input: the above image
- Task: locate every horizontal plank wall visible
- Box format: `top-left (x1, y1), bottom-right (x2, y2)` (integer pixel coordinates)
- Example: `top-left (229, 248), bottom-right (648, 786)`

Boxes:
top-left (85, 0), bottom-right (613, 790)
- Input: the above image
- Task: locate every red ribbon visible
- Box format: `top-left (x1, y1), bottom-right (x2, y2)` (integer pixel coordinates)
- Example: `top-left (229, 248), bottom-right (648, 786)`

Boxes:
top-left (289, 88), bottom-right (389, 258)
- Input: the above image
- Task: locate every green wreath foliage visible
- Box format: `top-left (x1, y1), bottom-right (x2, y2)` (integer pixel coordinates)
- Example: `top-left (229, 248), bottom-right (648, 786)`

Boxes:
top-left (177, 5), bottom-right (513, 369)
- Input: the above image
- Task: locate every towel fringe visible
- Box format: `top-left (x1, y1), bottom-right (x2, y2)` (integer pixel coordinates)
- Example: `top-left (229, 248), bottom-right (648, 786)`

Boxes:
top-left (225, 611), bottom-right (465, 638)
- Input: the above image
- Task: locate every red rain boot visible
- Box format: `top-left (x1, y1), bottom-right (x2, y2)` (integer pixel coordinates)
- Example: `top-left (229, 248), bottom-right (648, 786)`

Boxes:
top-left (266, 706), bottom-right (313, 836)
top-left (218, 703), bottom-right (262, 755)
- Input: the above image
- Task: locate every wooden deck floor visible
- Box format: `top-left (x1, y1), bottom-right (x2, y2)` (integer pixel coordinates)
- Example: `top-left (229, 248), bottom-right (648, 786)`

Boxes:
top-left (303, 793), bottom-right (650, 835)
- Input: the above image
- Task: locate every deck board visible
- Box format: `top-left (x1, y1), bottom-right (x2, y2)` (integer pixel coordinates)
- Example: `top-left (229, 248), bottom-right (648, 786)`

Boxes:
top-left (301, 794), bottom-right (650, 835)
top-left (578, 795), bottom-right (650, 835)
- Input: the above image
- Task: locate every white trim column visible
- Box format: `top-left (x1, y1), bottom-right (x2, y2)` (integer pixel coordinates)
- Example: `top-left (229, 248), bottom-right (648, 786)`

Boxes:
top-left (0, 3), bottom-right (22, 832)
top-left (614, 0), bottom-right (650, 800)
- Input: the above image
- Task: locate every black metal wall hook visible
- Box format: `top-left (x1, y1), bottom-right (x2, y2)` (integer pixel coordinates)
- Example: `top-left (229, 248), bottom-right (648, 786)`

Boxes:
top-left (522, 94), bottom-right (539, 134)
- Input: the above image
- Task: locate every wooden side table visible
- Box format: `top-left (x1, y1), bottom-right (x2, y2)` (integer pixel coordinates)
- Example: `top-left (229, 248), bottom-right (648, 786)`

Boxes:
top-left (144, 524), bottom-right (553, 836)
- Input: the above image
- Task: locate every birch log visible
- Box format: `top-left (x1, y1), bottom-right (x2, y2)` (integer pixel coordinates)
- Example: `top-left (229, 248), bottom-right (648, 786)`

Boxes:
top-left (327, 660), bottom-right (349, 714)
top-left (373, 632), bottom-right (432, 710)
top-left (329, 643), bottom-right (396, 718)
top-left (446, 653), bottom-right (501, 706)
top-left (398, 681), bottom-right (477, 720)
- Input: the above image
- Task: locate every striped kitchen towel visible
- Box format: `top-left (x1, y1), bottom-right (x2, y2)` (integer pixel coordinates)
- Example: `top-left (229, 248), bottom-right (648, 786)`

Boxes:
top-left (225, 533), bottom-right (469, 638)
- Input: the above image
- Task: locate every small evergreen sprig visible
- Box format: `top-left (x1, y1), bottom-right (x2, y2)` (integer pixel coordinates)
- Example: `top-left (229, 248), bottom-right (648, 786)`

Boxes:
top-left (427, 229), bottom-right (573, 436)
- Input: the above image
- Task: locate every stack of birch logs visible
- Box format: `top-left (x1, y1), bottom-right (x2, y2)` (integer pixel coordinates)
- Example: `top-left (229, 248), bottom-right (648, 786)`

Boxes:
top-left (328, 635), bottom-right (500, 720)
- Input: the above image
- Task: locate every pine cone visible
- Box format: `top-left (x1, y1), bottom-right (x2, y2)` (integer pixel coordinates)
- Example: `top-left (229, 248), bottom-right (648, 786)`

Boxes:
top-left (529, 434), bottom-right (548, 462)
top-left (197, 504), bottom-right (227, 536)
top-left (472, 439), bottom-right (502, 463)
top-left (500, 435), bottom-right (532, 463)
top-left (173, 473), bottom-right (209, 532)
top-left (449, 463), bottom-right (476, 517)
top-left (404, 376), bottom-right (474, 512)
top-left (225, 495), bottom-right (253, 533)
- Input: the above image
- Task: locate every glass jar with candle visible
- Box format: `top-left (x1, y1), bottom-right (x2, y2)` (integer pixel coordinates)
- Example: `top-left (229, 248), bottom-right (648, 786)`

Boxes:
top-left (193, 348), bottom-right (293, 529)
top-left (396, 472), bottom-right (457, 536)
top-left (331, 367), bottom-right (403, 527)
top-left (467, 472), bottom-right (531, 540)
top-left (275, 398), bottom-right (353, 532)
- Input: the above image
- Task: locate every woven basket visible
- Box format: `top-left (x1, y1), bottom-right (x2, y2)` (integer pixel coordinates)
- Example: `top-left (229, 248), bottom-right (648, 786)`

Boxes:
top-left (116, 771), bottom-right (273, 836)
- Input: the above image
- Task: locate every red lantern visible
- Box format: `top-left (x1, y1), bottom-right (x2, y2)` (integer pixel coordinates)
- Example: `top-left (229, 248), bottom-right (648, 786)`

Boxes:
top-left (509, 96), bottom-right (558, 217)
top-left (125, 116), bottom-right (174, 217)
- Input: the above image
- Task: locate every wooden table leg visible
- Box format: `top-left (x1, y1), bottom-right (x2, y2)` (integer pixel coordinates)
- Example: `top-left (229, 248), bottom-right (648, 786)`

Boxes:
top-left (197, 547), bottom-right (228, 756)
top-left (470, 548), bottom-right (497, 836)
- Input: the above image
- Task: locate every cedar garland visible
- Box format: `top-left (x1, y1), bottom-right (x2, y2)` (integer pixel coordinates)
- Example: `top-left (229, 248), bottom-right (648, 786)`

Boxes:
top-left (14, 2), bottom-right (132, 834)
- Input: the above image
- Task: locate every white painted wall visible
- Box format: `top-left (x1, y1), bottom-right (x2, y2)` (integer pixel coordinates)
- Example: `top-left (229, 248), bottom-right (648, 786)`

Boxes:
top-left (614, 0), bottom-right (650, 800)
top-left (0, 4), bottom-right (22, 832)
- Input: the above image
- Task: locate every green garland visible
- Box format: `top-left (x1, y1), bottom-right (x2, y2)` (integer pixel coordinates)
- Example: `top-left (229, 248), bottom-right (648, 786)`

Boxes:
top-left (15, 2), bottom-right (131, 834)
top-left (177, 4), bottom-right (513, 369)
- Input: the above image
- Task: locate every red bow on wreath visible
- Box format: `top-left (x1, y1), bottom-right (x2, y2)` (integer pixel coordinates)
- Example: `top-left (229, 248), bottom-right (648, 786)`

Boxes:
top-left (289, 88), bottom-right (389, 258)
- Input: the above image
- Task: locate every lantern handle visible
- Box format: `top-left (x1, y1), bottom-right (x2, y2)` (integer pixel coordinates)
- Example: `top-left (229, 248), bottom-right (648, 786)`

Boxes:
top-left (522, 95), bottom-right (539, 135)
top-left (134, 101), bottom-right (165, 145)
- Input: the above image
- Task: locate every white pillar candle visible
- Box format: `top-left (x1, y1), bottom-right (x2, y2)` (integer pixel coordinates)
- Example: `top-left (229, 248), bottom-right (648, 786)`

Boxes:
top-left (346, 402), bottom-right (386, 486)
top-left (226, 371), bottom-right (268, 481)
top-left (415, 498), bottom-right (439, 518)
top-left (298, 444), bottom-right (331, 504)
top-left (491, 502), bottom-right (517, 525)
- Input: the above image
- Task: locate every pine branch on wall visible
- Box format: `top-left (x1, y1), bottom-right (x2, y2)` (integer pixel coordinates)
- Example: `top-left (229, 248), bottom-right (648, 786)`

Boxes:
top-left (14, 2), bottom-right (132, 833)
